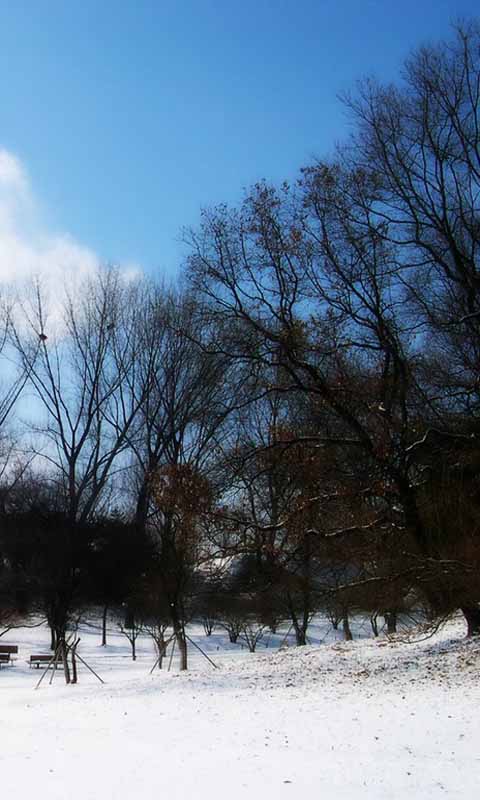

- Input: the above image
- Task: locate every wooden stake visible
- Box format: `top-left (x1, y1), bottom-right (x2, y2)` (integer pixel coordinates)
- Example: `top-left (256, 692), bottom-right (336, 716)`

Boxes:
top-left (185, 634), bottom-right (218, 669)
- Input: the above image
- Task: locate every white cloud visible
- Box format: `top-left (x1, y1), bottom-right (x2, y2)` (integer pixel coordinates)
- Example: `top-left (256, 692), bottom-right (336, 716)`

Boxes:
top-left (0, 148), bottom-right (100, 292)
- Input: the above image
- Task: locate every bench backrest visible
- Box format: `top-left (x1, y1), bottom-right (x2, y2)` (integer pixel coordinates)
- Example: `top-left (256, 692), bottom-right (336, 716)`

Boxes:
top-left (0, 645), bottom-right (18, 654)
top-left (0, 653), bottom-right (10, 660)
top-left (30, 654), bottom-right (54, 661)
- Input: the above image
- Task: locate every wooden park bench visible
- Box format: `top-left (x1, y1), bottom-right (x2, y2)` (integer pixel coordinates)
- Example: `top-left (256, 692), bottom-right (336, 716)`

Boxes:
top-left (29, 654), bottom-right (65, 669)
top-left (0, 644), bottom-right (18, 667)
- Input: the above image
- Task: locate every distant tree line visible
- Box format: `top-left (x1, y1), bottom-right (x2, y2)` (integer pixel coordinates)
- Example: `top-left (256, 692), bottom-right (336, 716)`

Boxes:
top-left (1, 22), bottom-right (480, 671)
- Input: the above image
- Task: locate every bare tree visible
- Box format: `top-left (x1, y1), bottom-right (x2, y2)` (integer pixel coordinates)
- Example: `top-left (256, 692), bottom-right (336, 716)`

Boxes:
top-left (339, 20), bottom-right (480, 632)
top-left (125, 290), bottom-right (236, 669)
top-left (0, 289), bottom-right (32, 432)
top-left (343, 22), bottom-right (480, 372)
top-left (128, 289), bottom-right (236, 531)
top-left (185, 151), bottom-right (477, 633)
top-left (149, 463), bottom-right (214, 670)
top-left (9, 269), bottom-right (152, 676)
top-left (240, 620), bottom-right (266, 653)
top-left (12, 269), bottom-right (148, 524)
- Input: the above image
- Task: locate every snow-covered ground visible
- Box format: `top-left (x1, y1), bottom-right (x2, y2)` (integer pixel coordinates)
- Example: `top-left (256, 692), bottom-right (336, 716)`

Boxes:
top-left (1, 615), bottom-right (479, 799)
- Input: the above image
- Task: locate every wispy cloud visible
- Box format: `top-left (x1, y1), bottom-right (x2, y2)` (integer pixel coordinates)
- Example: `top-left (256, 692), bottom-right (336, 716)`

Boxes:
top-left (0, 148), bottom-right (100, 291)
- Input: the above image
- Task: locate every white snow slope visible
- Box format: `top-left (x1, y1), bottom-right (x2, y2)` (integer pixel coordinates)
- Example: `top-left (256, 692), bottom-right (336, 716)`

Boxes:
top-left (1, 616), bottom-right (479, 800)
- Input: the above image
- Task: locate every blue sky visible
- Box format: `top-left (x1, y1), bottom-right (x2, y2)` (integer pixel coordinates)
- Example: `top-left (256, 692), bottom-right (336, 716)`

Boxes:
top-left (0, 0), bottom-right (478, 281)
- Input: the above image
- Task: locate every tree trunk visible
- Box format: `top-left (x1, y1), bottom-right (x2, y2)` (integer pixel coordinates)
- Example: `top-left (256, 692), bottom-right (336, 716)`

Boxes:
top-left (343, 614), bottom-right (353, 641)
top-left (287, 593), bottom-right (307, 646)
top-left (385, 611), bottom-right (397, 635)
top-left (461, 606), bottom-right (480, 637)
top-left (155, 637), bottom-right (167, 668)
top-left (101, 604), bottom-right (109, 646)
top-left (71, 654), bottom-right (77, 684)
top-left (177, 629), bottom-right (188, 670)
top-left (70, 640), bottom-right (79, 684)
top-left (293, 623), bottom-right (307, 646)
top-left (57, 637), bottom-right (71, 684)
top-left (370, 612), bottom-right (379, 637)
top-left (170, 604), bottom-right (188, 670)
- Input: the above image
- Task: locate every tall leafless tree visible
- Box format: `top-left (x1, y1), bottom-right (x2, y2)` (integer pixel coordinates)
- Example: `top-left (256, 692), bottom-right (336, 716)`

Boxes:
top-left (125, 289), bottom-right (237, 668)
top-left (13, 268), bottom-right (148, 523)
top-left (186, 139), bottom-right (479, 633)
top-left (9, 269), bottom-right (152, 670)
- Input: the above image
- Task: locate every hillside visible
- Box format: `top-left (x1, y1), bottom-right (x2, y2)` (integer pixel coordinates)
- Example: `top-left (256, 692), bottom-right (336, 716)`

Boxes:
top-left (1, 617), bottom-right (479, 799)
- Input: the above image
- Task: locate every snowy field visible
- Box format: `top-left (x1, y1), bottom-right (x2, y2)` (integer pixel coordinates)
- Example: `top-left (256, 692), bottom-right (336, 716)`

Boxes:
top-left (1, 614), bottom-right (479, 800)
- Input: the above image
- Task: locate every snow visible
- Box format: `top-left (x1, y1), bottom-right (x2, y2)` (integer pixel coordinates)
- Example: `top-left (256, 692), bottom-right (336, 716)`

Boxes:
top-left (1, 616), bottom-right (479, 799)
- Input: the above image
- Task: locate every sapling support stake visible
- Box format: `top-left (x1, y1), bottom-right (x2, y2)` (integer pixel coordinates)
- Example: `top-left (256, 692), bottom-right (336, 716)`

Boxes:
top-left (35, 636), bottom-right (72, 690)
top-left (72, 652), bottom-right (105, 684)
top-left (149, 655), bottom-right (160, 674)
top-left (48, 643), bottom-right (62, 686)
top-left (185, 634), bottom-right (218, 669)
top-left (279, 623), bottom-right (294, 650)
top-left (149, 634), bottom-right (175, 674)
